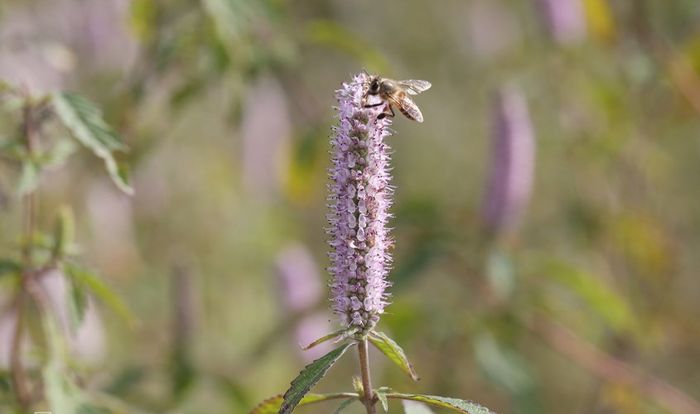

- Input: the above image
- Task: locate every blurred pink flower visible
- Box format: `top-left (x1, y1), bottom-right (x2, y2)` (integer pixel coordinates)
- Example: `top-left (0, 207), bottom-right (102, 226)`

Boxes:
top-left (538, 0), bottom-right (587, 45)
top-left (274, 244), bottom-right (333, 361)
top-left (275, 244), bottom-right (323, 313)
top-left (0, 0), bottom-right (137, 93)
top-left (295, 312), bottom-right (333, 362)
top-left (39, 270), bottom-right (106, 364)
top-left (482, 86), bottom-right (535, 237)
top-left (466, 1), bottom-right (521, 60)
top-left (240, 76), bottom-right (292, 198)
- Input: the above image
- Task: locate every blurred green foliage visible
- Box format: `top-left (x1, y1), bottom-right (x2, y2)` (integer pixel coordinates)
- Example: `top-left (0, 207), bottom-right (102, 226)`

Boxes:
top-left (1, 0), bottom-right (700, 413)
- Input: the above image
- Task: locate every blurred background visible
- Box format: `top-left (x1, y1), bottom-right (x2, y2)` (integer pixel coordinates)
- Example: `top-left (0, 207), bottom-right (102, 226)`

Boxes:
top-left (1, 0), bottom-right (700, 413)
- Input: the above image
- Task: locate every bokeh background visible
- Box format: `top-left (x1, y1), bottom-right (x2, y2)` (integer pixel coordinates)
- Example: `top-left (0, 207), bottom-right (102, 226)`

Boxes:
top-left (1, 0), bottom-right (700, 413)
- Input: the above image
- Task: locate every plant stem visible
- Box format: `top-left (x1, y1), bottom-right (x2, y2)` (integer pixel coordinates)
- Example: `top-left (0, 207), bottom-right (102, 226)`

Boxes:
top-left (10, 100), bottom-right (39, 410)
top-left (358, 338), bottom-right (376, 414)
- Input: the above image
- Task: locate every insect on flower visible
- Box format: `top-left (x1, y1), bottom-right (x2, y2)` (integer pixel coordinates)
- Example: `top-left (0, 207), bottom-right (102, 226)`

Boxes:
top-left (362, 72), bottom-right (432, 122)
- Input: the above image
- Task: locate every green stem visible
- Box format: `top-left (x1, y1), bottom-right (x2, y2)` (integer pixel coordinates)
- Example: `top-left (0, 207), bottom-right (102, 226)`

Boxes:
top-left (358, 338), bottom-right (377, 414)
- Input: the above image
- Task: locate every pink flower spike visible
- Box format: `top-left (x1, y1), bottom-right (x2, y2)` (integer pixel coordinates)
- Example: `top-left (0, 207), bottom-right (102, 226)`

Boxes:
top-left (327, 72), bottom-right (393, 333)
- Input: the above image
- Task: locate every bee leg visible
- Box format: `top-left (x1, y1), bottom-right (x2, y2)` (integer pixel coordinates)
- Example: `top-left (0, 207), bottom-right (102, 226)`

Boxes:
top-left (363, 102), bottom-right (384, 108)
top-left (377, 104), bottom-right (395, 120)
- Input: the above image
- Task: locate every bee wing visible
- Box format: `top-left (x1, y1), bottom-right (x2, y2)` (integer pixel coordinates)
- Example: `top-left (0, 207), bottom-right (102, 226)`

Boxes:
top-left (398, 79), bottom-right (432, 95)
top-left (389, 94), bottom-right (424, 123)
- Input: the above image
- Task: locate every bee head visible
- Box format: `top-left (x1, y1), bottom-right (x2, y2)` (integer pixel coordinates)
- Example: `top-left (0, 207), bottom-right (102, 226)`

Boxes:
top-left (368, 78), bottom-right (381, 95)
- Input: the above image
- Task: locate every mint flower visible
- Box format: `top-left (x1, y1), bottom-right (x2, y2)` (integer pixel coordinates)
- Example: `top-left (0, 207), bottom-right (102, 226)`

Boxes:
top-left (482, 85), bottom-right (535, 237)
top-left (327, 72), bottom-right (393, 333)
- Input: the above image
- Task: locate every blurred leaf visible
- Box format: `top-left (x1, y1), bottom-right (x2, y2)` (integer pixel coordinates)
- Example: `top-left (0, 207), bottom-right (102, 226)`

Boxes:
top-left (43, 312), bottom-right (84, 414)
top-left (129, 0), bottom-right (157, 41)
top-left (52, 206), bottom-right (75, 260)
top-left (386, 393), bottom-right (494, 414)
top-left (16, 160), bottom-right (39, 195)
top-left (403, 400), bottom-right (436, 414)
top-left (543, 261), bottom-right (635, 333)
top-left (250, 392), bottom-right (358, 414)
top-left (278, 342), bottom-right (355, 414)
top-left (43, 138), bottom-right (77, 169)
top-left (51, 92), bottom-right (133, 195)
top-left (610, 213), bottom-right (673, 278)
top-left (333, 398), bottom-right (357, 414)
top-left (583, 0), bottom-right (616, 42)
top-left (305, 20), bottom-right (390, 74)
top-left (0, 259), bottom-right (21, 278)
top-left (368, 331), bottom-right (419, 381)
top-left (64, 262), bottom-right (136, 327)
top-left (485, 249), bottom-right (515, 301)
top-left (68, 277), bottom-right (88, 332)
top-left (474, 334), bottom-right (533, 394)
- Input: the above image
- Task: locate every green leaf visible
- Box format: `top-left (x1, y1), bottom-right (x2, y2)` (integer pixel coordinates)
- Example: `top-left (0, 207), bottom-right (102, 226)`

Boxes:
top-left (386, 393), bottom-right (494, 414)
top-left (278, 342), bottom-right (355, 414)
top-left (17, 160), bottom-right (40, 195)
top-left (368, 331), bottom-right (419, 381)
top-left (402, 400), bottom-right (436, 414)
top-left (64, 262), bottom-right (136, 327)
top-left (543, 260), bottom-right (635, 332)
top-left (0, 259), bottom-right (21, 278)
top-left (333, 398), bottom-right (357, 414)
top-left (51, 92), bottom-right (133, 194)
top-left (52, 206), bottom-right (75, 260)
top-left (351, 376), bottom-right (363, 394)
top-left (68, 278), bottom-right (88, 332)
top-left (43, 311), bottom-right (85, 414)
top-left (249, 392), bottom-right (358, 414)
top-left (376, 388), bottom-right (389, 412)
top-left (305, 20), bottom-right (391, 74)
top-left (474, 334), bottom-right (533, 394)
top-left (301, 328), bottom-right (348, 350)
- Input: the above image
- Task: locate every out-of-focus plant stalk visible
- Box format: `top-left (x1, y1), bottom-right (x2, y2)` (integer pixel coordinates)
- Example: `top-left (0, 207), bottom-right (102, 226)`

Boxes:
top-left (11, 99), bottom-right (39, 410)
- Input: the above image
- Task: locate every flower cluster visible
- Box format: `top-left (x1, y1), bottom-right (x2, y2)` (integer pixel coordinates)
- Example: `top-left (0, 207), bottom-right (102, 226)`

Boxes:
top-left (482, 85), bottom-right (535, 237)
top-left (327, 72), bottom-right (393, 333)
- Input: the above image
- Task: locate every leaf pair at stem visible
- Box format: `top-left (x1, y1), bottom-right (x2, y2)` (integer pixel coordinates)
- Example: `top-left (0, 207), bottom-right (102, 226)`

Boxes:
top-left (251, 330), bottom-right (494, 414)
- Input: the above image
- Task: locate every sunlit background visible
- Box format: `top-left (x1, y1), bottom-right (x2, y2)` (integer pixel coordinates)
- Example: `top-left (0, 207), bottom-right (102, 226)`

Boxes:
top-left (1, 0), bottom-right (700, 413)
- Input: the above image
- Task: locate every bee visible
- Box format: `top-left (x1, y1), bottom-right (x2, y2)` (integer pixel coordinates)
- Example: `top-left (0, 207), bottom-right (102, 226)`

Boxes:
top-left (362, 73), bottom-right (432, 122)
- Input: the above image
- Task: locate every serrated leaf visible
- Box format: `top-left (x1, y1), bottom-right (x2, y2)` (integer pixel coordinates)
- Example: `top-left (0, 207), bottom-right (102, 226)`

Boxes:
top-left (386, 393), bottom-right (494, 414)
top-left (368, 331), bottom-right (419, 381)
top-left (51, 92), bottom-right (133, 194)
top-left (402, 400), bottom-right (436, 414)
top-left (64, 262), bottom-right (136, 327)
top-left (376, 388), bottom-right (389, 412)
top-left (249, 392), bottom-right (358, 414)
top-left (278, 342), bottom-right (355, 414)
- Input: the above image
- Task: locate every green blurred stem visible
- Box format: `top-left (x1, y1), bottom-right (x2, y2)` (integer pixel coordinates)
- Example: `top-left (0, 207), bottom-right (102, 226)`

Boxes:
top-left (10, 101), bottom-right (39, 410)
top-left (358, 338), bottom-right (377, 414)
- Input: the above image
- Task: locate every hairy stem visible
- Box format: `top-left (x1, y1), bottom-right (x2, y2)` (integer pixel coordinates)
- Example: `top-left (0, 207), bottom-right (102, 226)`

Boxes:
top-left (358, 338), bottom-right (376, 414)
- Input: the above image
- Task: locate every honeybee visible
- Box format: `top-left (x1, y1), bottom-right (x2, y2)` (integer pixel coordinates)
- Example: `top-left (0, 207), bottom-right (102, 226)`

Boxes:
top-left (362, 73), bottom-right (432, 122)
